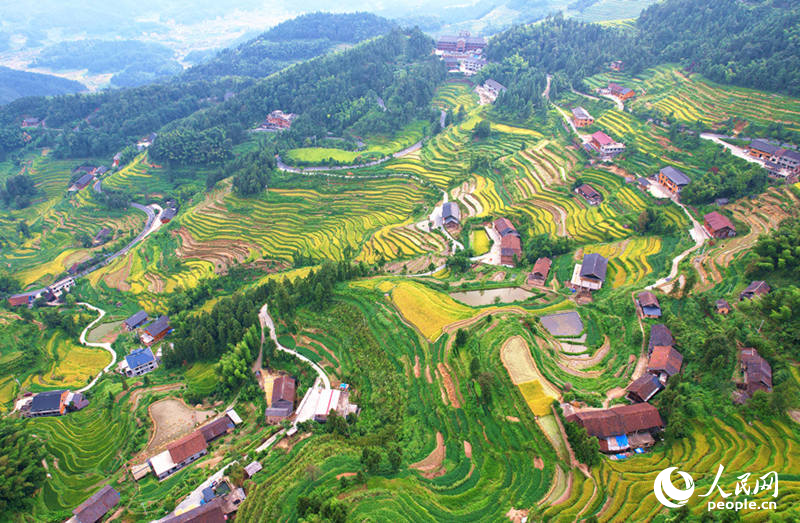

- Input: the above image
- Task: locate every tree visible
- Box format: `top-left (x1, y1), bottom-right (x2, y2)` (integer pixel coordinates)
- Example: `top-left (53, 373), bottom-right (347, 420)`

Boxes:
top-left (361, 447), bottom-right (381, 474)
top-left (473, 120), bottom-right (491, 139)
top-left (388, 445), bottom-right (402, 472)
top-left (454, 328), bottom-right (468, 348)
top-left (0, 423), bottom-right (46, 515)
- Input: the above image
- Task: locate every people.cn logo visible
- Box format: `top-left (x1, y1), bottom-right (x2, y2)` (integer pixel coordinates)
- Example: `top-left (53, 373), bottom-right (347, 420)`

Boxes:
top-left (654, 467), bottom-right (695, 508)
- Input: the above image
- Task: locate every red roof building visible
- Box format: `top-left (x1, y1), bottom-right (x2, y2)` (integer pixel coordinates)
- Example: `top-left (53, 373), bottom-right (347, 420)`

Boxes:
top-left (704, 211), bottom-right (736, 238)
top-left (528, 257), bottom-right (552, 285)
top-left (500, 235), bottom-right (522, 266)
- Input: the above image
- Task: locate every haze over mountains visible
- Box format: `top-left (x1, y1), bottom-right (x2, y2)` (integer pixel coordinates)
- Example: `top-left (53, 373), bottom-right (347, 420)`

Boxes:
top-left (0, 0), bottom-right (659, 104)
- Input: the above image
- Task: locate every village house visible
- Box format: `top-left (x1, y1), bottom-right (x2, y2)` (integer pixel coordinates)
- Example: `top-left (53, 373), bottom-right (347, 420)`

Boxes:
top-left (267, 110), bottom-right (297, 129)
top-left (735, 348), bottom-right (772, 402)
top-left (575, 183), bottom-right (602, 205)
top-left (141, 315), bottom-right (172, 346)
top-left (160, 206), bottom-right (178, 224)
top-left (636, 291), bottom-right (662, 318)
top-left (748, 139), bottom-right (780, 160)
top-left (265, 375), bottom-right (296, 423)
top-left (26, 390), bottom-right (68, 417)
top-left (443, 55), bottom-right (459, 71)
top-left (647, 324), bottom-right (675, 354)
top-left (716, 299), bottom-right (731, 315)
top-left (608, 82), bottom-right (635, 101)
top-left (570, 252), bottom-right (608, 291)
top-left (8, 291), bottom-right (37, 307)
top-left (226, 408), bottom-right (242, 425)
top-left (69, 485), bottom-right (120, 523)
top-left (112, 152), bottom-right (122, 168)
top-left (484, 79), bottom-right (507, 98)
top-left (566, 403), bottom-right (664, 454)
top-left (589, 131), bottom-right (626, 157)
top-left (199, 415), bottom-right (235, 443)
top-left (493, 217), bottom-right (522, 266)
top-left (23, 389), bottom-right (88, 418)
top-left (118, 347), bottom-right (158, 377)
top-left (162, 484), bottom-right (246, 523)
top-left (442, 201), bottom-right (461, 228)
top-left (739, 280), bottom-right (771, 301)
top-left (571, 107), bottom-right (594, 127)
top-left (461, 57), bottom-right (487, 75)
top-left (69, 172), bottom-right (95, 192)
top-left (124, 310), bottom-right (149, 331)
top-left (136, 132), bottom-right (157, 151)
top-left (647, 345), bottom-right (683, 384)
top-left (149, 431), bottom-right (208, 480)
top-left (704, 211), bottom-right (736, 238)
top-left (435, 34), bottom-right (487, 53)
top-left (528, 257), bottom-right (552, 286)
top-left (610, 60), bottom-right (624, 72)
top-left (310, 387), bottom-right (360, 422)
top-left (21, 117), bottom-right (43, 128)
top-left (657, 166), bottom-right (690, 194)
top-left (500, 235), bottom-right (522, 266)
top-left (626, 374), bottom-right (664, 403)
top-left (245, 461), bottom-right (263, 478)
top-left (49, 277), bottom-right (76, 298)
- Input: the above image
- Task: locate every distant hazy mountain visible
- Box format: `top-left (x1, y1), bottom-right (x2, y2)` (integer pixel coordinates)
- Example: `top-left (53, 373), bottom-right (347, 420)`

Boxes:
top-left (0, 66), bottom-right (85, 105)
top-left (182, 12), bottom-right (396, 80)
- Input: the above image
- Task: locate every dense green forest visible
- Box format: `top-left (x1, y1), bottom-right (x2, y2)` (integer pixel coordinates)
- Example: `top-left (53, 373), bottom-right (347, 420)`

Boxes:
top-left (182, 12), bottom-right (395, 80)
top-left (158, 28), bottom-right (444, 157)
top-left (0, 66), bottom-right (85, 105)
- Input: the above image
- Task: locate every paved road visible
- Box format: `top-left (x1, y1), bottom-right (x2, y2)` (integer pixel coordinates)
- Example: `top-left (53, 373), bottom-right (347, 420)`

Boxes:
top-left (440, 109), bottom-right (447, 129)
top-left (75, 302), bottom-right (118, 393)
top-left (106, 203), bottom-right (163, 263)
top-left (700, 133), bottom-right (766, 167)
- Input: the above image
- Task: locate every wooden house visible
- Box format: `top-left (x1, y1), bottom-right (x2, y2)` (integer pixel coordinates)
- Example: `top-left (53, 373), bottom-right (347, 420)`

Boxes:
top-left (647, 345), bottom-right (683, 383)
top-left (575, 183), bottom-right (602, 205)
top-left (626, 374), bottom-right (664, 403)
top-left (141, 316), bottom-right (172, 346)
top-left (716, 299), bottom-right (731, 315)
top-left (72, 485), bottom-right (120, 523)
top-left (566, 403), bottom-right (663, 453)
top-left (608, 82), bottom-right (635, 101)
top-left (570, 253), bottom-right (608, 291)
top-left (636, 291), bottom-right (661, 318)
top-left (265, 376), bottom-right (296, 423)
top-left (703, 211), bottom-right (736, 238)
top-left (528, 257), bottom-right (552, 286)
top-left (739, 281), bottom-right (770, 301)
top-left (647, 324), bottom-right (675, 354)
top-left (737, 348), bottom-right (772, 399)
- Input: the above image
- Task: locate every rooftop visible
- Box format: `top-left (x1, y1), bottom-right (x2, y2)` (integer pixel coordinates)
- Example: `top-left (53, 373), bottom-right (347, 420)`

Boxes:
top-left (124, 310), bottom-right (148, 329)
top-left (168, 431), bottom-right (207, 463)
top-left (125, 347), bottom-right (155, 369)
top-left (572, 107), bottom-right (593, 120)
top-left (659, 166), bottom-right (691, 186)
top-left (704, 211), bottom-right (735, 232)
top-left (648, 345), bottom-right (683, 377)
top-left (144, 315), bottom-right (171, 337)
top-left (648, 324), bottom-right (674, 350)
top-left (591, 131), bottom-right (614, 146)
top-left (72, 485), bottom-right (120, 523)
top-left (580, 253), bottom-right (608, 281)
top-left (30, 390), bottom-right (65, 413)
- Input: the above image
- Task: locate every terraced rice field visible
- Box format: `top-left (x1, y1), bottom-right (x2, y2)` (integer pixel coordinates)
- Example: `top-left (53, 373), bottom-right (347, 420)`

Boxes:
top-left (0, 154), bottom-right (144, 286)
top-left (547, 417), bottom-right (800, 521)
top-left (28, 382), bottom-right (134, 515)
top-left (25, 333), bottom-right (112, 390)
top-left (585, 64), bottom-right (800, 131)
top-left (356, 222), bottom-right (446, 264)
top-left (180, 178), bottom-right (433, 265)
top-left (352, 279), bottom-right (474, 340)
top-left (583, 236), bottom-right (662, 288)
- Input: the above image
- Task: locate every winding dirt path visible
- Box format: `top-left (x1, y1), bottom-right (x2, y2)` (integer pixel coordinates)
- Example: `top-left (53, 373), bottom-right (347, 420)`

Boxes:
top-left (75, 303), bottom-right (117, 393)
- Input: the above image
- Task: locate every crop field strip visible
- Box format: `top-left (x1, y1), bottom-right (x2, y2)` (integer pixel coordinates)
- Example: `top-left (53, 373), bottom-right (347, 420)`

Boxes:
top-left (585, 64), bottom-right (800, 131)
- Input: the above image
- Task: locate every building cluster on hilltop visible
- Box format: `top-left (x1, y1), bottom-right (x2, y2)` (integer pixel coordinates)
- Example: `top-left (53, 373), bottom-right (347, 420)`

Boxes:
top-left (435, 32), bottom-right (488, 76)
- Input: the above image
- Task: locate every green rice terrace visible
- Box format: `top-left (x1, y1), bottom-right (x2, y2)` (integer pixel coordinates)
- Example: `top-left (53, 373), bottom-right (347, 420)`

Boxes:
top-left (2, 4), bottom-right (800, 522)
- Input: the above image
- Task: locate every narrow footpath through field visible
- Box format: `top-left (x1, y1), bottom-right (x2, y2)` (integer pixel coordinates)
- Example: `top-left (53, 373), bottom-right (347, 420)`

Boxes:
top-left (75, 302), bottom-right (117, 393)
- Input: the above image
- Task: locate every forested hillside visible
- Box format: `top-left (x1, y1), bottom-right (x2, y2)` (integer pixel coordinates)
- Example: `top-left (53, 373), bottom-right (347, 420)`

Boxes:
top-left (485, 0), bottom-right (800, 119)
top-left (152, 28), bottom-right (444, 165)
top-left (182, 12), bottom-right (395, 80)
top-left (0, 66), bottom-right (86, 105)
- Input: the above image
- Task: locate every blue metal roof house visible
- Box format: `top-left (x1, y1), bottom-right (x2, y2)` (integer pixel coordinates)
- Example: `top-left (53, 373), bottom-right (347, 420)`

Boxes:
top-left (121, 347), bottom-right (158, 377)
